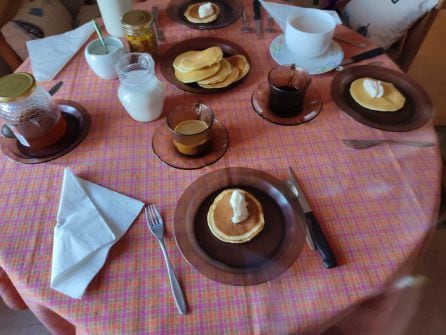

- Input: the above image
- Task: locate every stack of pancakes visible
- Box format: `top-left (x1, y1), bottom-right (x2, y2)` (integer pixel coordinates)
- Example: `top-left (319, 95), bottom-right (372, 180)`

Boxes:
top-left (349, 77), bottom-right (406, 112)
top-left (207, 189), bottom-right (265, 243)
top-left (184, 2), bottom-right (220, 23)
top-left (173, 46), bottom-right (250, 89)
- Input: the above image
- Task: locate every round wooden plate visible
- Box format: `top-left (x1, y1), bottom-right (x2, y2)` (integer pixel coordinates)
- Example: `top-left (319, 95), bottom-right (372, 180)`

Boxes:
top-left (173, 167), bottom-right (306, 286)
top-left (160, 37), bottom-right (250, 94)
top-left (331, 65), bottom-right (433, 132)
top-left (166, 0), bottom-right (243, 30)
top-left (0, 100), bottom-right (90, 164)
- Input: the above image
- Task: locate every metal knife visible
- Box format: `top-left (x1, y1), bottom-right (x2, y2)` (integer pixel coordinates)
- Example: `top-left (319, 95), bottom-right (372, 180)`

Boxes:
top-left (340, 47), bottom-right (385, 66)
top-left (253, 0), bottom-right (262, 39)
top-left (288, 167), bottom-right (337, 269)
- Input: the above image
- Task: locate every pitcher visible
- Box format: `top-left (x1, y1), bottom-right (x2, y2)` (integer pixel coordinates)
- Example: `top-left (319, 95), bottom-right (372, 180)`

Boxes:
top-left (115, 53), bottom-right (164, 122)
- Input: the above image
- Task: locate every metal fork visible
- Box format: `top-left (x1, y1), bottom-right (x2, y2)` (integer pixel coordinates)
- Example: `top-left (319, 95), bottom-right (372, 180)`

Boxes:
top-left (145, 204), bottom-right (187, 314)
top-left (152, 6), bottom-right (165, 42)
top-left (343, 139), bottom-right (435, 149)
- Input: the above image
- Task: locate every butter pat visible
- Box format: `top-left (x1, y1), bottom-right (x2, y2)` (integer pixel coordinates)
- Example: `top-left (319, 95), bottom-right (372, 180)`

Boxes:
top-left (229, 190), bottom-right (249, 224)
top-left (198, 2), bottom-right (214, 18)
top-left (363, 78), bottom-right (384, 98)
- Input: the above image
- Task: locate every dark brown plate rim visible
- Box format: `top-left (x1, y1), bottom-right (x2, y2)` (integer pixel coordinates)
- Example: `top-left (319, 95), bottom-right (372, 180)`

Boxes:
top-left (166, 0), bottom-right (243, 30)
top-left (331, 65), bottom-right (433, 132)
top-left (0, 99), bottom-right (90, 164)
top-left (160, 37), bottom-right (251, 94)
top-left (173, 167), bottom-right (306, 286)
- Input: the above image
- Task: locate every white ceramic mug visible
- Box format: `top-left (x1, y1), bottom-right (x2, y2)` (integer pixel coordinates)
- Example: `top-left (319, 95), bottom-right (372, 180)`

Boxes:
top-left (84, 37), bottom-right (126, 80)
top-left (285, 9), bottom-right (336, 59)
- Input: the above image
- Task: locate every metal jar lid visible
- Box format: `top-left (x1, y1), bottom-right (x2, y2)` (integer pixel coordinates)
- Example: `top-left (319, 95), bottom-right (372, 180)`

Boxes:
top-left (121, 10), bottom-right (153, 32)
top-left (0, 72), bottom-right (36, 103)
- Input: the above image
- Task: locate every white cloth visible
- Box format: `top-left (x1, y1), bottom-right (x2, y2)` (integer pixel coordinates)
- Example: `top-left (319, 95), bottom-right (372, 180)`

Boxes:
top-left (259, 0), bottom-right (341, 32)
top-left (27, 22), bottom-right (94, 81)
top-left (50, 168), bottom-right (144, 299)
top-left (342, 0), bottom-right (438, 49)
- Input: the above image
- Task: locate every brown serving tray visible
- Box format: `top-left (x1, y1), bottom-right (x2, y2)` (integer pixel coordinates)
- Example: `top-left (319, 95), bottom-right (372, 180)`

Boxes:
top-left (160, 37), bottom-right (251, 94)
top-left (331, 65), bottom-right (433, 132)
top-left (173, 167), bottom-right (306, 286)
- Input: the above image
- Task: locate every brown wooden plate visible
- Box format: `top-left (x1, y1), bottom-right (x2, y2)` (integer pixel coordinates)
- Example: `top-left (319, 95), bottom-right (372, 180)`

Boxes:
top-left (173, 167), bottom-right (306, 286)
top-left (166, 0), bottom-right (243, 30)
top-left (331, 65), bottom-right (433, 132)
top-left (0, 100), bottom-right (90, 164)
top-left (160, 37), bottom-right (250, 94)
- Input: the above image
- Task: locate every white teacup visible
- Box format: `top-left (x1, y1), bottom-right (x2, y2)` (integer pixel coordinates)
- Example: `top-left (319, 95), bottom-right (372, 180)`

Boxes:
top-left (285, 9), bottom-right (336, 59)
top-left (84, 36), bottom-right (126, 79)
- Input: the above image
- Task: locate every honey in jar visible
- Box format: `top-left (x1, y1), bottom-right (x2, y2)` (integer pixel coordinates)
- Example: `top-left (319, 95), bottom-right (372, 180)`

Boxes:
top-left (121, 10), bottom-right (158, 56)
top-left (0, 73), bottom-right (67, 149)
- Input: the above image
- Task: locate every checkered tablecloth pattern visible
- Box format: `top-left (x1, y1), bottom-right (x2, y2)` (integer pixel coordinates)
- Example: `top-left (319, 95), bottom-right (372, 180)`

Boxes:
top-left (0, 1), bottom-right (441, 334)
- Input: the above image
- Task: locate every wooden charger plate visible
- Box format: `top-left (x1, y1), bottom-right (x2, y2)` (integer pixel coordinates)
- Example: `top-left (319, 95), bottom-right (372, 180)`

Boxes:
top-left (160, 37), bottom-right (250, 94)
top-left (331, 65), bottom-right (433, 132)
top-left (173, 167), bottom-right (306, 286)
top-left (166, 0), bottom-right (243, 30)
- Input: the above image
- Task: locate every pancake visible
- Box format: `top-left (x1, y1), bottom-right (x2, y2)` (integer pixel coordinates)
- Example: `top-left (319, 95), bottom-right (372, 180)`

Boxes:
top-left (173, 46), bottom-right (223, 73)
top-left (350, 77), bottom-right (406, 112)
top-left (174, 61), bottom-right (222, 83)
top-left (184, 2), bottom-right (220, 24)
top-left (226, 54), bottom-right (250, 81)
top-left (198, 66), bottom-right (240, 89)
top-left (207, 188), bottom-right (265, 243)
top-left (196, 58), bottom-right (233, 85)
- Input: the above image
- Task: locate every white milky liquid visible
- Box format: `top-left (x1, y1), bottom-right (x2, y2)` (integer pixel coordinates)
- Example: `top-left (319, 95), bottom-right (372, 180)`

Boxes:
top-left (291, 17), bottom-right (330, 34)
top-left (90, 44), bottom-right (119, 56)
top-left (118, 70), bottom-right (164, 122)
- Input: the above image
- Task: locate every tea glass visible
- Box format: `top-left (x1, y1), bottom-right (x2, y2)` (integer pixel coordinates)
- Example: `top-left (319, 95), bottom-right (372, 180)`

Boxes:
top-left (268, 64), bottom-right (311, 117)
top-left (167, 103), bottom-right (214, 156)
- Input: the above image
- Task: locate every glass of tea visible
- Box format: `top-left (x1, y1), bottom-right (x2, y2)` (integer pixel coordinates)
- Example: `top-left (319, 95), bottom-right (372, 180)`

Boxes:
top-left (0, 72), bottom-right (66, 149)
top-left (167, 103), bottom-right (213, 156)
top-left (268, 64), bottom-right (311, 117)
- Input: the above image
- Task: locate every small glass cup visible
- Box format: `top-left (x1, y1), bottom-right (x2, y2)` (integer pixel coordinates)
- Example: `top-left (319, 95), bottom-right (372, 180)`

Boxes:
top-left (167, 103), bottom-right (213, 156)
top-left (268, 64), bottom-right (311, 117)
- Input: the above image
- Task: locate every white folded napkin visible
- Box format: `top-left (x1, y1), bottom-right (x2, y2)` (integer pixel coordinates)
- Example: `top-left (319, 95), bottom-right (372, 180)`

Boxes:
top-left (51, 168), bottom-right (144, 299)
top-left (27, 22), bottom-right (95, 81)
top-left (260, 0), bottom-right (341, 31)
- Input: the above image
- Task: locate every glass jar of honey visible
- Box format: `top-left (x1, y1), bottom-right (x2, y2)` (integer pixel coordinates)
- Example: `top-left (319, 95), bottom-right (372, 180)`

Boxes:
top-left (121, 10), bottom-right (158, 56)
top-left (0, 72), bottom-right (66, 148)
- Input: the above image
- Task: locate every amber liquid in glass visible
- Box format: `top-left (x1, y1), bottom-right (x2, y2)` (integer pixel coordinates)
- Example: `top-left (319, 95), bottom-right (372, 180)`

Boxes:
top-left (12, 109), bottom-right (67, 149)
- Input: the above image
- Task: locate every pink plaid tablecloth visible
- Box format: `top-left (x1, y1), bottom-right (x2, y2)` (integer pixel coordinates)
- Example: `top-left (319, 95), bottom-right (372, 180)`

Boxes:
top-left (0, 1), bottom-right (442, 334)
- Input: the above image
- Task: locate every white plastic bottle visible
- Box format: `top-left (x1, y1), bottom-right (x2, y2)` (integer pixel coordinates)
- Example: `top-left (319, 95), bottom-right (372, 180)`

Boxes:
top-left (115, 53), bottom-right (164, 122)
top-left (97, 0), bottom-right (133, 38)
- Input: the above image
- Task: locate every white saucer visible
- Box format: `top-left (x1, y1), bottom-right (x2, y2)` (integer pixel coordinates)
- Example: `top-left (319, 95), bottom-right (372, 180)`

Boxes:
top-left (270, 34), bottom-right (344, 75)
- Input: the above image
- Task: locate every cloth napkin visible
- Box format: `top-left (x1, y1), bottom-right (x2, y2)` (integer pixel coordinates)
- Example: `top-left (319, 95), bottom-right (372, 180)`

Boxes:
top-left (27, 22), bottom-right (95, 81)
top-left (50, 168), bottom-right (144, 299)
top-left (259, 0), bottom-right (341, 32)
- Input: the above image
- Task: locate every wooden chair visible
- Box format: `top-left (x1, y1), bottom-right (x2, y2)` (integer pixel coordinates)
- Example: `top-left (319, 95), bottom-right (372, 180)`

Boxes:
top-left (335, 1), bottom-right (443, 72)
top-left (0, 0), bottom-right (24, 71)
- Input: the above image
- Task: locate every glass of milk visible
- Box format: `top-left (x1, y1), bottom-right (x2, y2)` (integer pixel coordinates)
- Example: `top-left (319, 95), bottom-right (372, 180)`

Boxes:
top-left (115, 53), bottom-right (164, 122)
